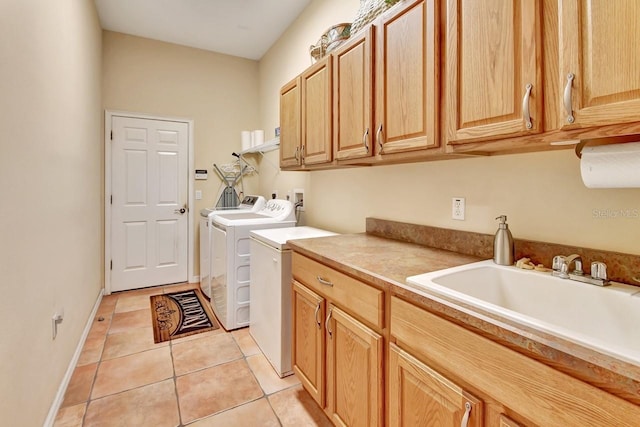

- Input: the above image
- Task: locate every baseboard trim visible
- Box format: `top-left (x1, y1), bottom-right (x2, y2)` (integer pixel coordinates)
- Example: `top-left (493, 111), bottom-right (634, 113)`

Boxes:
top-left (43, 289), bottom-right (104, 427)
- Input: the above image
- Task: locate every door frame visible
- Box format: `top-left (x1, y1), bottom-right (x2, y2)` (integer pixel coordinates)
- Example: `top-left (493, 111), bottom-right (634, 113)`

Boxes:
top-left (104, 110), bottom-right (195, 295)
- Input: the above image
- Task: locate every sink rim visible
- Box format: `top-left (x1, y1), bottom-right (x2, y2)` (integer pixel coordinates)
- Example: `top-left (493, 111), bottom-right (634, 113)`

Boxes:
top-left (405, 259), bottom-right (640, 367)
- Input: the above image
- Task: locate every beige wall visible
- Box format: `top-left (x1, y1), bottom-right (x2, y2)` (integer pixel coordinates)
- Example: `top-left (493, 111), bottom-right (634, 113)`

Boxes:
top-left (0, 0), bottom-right (103, 425)
top-left (102, 31), bottom-right (262, 274)
top-left (258, 0), bottom-right (640, 255)
top-left (257, 0), bottom-right (361, 223)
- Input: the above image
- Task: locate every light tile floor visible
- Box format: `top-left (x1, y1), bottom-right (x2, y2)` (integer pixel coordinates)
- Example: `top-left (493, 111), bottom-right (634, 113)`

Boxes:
top-left (53, 283), bottom-right (332, 427)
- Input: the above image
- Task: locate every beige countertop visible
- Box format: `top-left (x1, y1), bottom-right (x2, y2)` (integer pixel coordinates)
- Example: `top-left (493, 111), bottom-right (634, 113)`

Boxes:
top-left (288, 231), bottom-right (640, 406)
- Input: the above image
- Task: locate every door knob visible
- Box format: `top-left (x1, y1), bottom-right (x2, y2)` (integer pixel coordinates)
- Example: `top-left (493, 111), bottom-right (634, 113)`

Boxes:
top-left (174, 206), bottom-right (187, 214)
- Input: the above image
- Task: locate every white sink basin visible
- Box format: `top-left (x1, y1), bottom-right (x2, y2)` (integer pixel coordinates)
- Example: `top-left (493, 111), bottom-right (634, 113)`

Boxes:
top-left (406, 260), bottom-right (640, 365)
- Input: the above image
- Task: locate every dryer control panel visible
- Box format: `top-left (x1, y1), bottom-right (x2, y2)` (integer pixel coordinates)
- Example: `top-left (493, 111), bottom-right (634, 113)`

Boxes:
top-left (258, 199), bottom-right (294, 217)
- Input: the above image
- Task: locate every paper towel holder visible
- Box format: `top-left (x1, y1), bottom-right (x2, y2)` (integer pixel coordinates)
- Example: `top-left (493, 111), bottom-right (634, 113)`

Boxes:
top-left (573, 134), bottom-right (640, 159)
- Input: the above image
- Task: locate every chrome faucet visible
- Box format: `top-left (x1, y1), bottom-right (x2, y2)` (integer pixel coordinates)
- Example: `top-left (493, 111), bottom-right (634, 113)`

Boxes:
top-left (552, 254), bottom-right (609, 286)
top-left (565, 254), bottom-right (583, 276)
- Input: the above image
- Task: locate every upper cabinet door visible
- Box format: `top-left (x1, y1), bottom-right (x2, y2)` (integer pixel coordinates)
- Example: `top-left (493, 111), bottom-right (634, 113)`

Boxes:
top-left (375, 0), bottom-right (439, 155)
top-left (559, 0), bottom-right (640, 129)
top-left (301, 56), bottom-right (333, 165)
top-left (445, 0), bottom-right (542, 145)
top-left (333, 27), bottom-right (374, 161)
top-left (280, 77), bottom-right (301, 168)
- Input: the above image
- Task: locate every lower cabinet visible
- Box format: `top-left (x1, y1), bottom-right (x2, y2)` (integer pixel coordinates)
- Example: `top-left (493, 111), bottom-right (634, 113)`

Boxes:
top-left (388, 343), bottom-right (483, 427)
top-left (326, 305), bottom-right (383, 427)
top-left (292, 281), bottom-right (325, 406)
top-left (291, 253), bottom-right (385, 427)
top-left (292, 252), bottom-right (640, 426)
top-left (390, 296), bottom-right (640, 426)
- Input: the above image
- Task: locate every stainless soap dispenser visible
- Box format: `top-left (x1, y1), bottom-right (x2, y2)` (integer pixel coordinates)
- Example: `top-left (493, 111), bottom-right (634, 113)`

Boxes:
top-left (493, 215), bottom-right (514, 265)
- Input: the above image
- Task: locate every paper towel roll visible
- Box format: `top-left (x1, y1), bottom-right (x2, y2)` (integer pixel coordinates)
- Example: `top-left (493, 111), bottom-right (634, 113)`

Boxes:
top-left (241, 131), bottom-right (251, 151)
top-left (580, 142), bottom-right (640, 188)
top-left (252, 129), bottom-right (264, 147)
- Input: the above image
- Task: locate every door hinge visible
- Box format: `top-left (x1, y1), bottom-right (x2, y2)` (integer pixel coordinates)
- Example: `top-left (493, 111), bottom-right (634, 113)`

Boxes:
top-left (110, 260), bottom-right (112, 270)
top-left (110, 195), bottom-right (113, 204)
top-left (110, 130), bottom-right (113, 140)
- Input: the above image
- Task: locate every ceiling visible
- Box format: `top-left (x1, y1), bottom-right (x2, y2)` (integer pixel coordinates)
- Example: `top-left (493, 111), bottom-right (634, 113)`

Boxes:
top-left (94, 0), bottom-right (312, 60)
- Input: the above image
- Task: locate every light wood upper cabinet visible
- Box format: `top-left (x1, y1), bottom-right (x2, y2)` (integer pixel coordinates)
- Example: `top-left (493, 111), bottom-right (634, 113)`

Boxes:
top-left (333, 27), bottom-right (374, 161)
top-left (302, 56), bottom-right (333, 165)
top-left (445, 0), bottom-right (543, 145)
top-left (279, 57), bottom-right (333, 169)
top-left (326, 305), bottom-right (383, 427)
top-left (279, 77), bottom-right (301, 168)
top-left (389, 343), bottom-right (483, 427)
top-left (292, 280), bottom-right (325, 407)
top-left (558, 0), bottom-right (640, 129)
top-left (374, 0), bottom-right (439, 155)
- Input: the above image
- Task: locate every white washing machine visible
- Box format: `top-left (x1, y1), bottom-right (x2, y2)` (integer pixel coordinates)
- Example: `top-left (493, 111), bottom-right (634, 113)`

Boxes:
top-left (199, 195), bottom-right (265, 300)
top-left (210, 199), bottom-right (296, 330)
top-left (249, 226), bottom-right (337, 377)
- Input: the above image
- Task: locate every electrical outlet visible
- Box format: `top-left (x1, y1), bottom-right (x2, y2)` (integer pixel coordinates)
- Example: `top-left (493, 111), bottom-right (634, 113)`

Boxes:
top-left (293, 188), bottom-right (305, 211)
top-left (452, 197), bottom-right (465, 220)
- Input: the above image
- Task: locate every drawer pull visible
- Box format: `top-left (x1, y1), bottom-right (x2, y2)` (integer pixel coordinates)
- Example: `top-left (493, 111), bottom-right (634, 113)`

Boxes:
top-left (564, 73), bottom-right (575, 124)
top-left (314, 302), bottom-right (321, 328)
top-left (460, 402), bottom-right (472, 427)
top-left (316, 276), bottom-right (333, 287)
top-left (325, 307), bottom-right (333, 338)
top-left (522, 83), bottom-right (533, 129)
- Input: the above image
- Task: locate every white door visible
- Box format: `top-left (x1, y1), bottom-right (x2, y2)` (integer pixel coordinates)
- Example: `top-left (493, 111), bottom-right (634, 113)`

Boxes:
top-left (110, 116), bottom-right (189, 292)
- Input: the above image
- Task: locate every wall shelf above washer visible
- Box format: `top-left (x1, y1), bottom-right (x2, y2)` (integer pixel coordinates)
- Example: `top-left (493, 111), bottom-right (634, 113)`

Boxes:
top-left (240, 136), bottom-right (280, 155)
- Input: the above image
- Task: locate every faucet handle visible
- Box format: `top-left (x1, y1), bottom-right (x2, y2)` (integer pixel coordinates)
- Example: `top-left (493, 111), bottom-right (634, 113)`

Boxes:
top-left (552, 255), bottom-right (569, 278)
top-left (552, 255), bottom-right (565, 271)
top-left (591, 261), bottom-right (608, 280)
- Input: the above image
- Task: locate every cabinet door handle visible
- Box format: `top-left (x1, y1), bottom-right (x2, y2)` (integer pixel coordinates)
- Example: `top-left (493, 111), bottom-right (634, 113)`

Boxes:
top-left (564, 73), bottom-right (575, 124)
top-left (325, 307), bottom-right (333, 338)
top-left (314, 302), bottom-right (321, 328)
top-left (460, 402), bottom-right (472, 427)
top-left (316, 276), bottom-right (333, 287)
top-left (301, 145), bottom-right (305, 162)
top-left (376, 124), bottom-right (384, 154)
top-left (522, 83), bottom-right (533, 129)
top-left (363, 127), bottom-right (370, 153)
top-left (294, 146), bottom-right (300, 162)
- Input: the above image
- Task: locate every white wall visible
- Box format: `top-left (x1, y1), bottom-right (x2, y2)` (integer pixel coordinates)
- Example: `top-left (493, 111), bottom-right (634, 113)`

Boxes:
top-left (0, 0), bottom-right (103, 425)
top-left (258, 0), bottom-right (640, 255)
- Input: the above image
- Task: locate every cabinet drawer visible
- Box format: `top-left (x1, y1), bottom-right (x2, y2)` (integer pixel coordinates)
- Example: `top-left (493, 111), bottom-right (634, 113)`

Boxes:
top-left (293, 252), bottom-right (384, 329)
top-left (390, 296), bottom-right (640, 427)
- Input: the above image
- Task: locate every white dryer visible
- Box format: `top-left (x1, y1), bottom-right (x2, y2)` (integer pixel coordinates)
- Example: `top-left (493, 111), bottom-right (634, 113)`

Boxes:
top-left (210, 199), bottom-right (296, 330)
top-left (199, 195), bottom-right (265, 300)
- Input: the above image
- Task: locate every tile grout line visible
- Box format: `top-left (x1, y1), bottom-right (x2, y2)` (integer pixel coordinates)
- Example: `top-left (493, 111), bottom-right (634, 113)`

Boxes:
top-left (81, 294), bottom-right (118, 427)
top-left (168, 332), bottom-right (185, 427)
